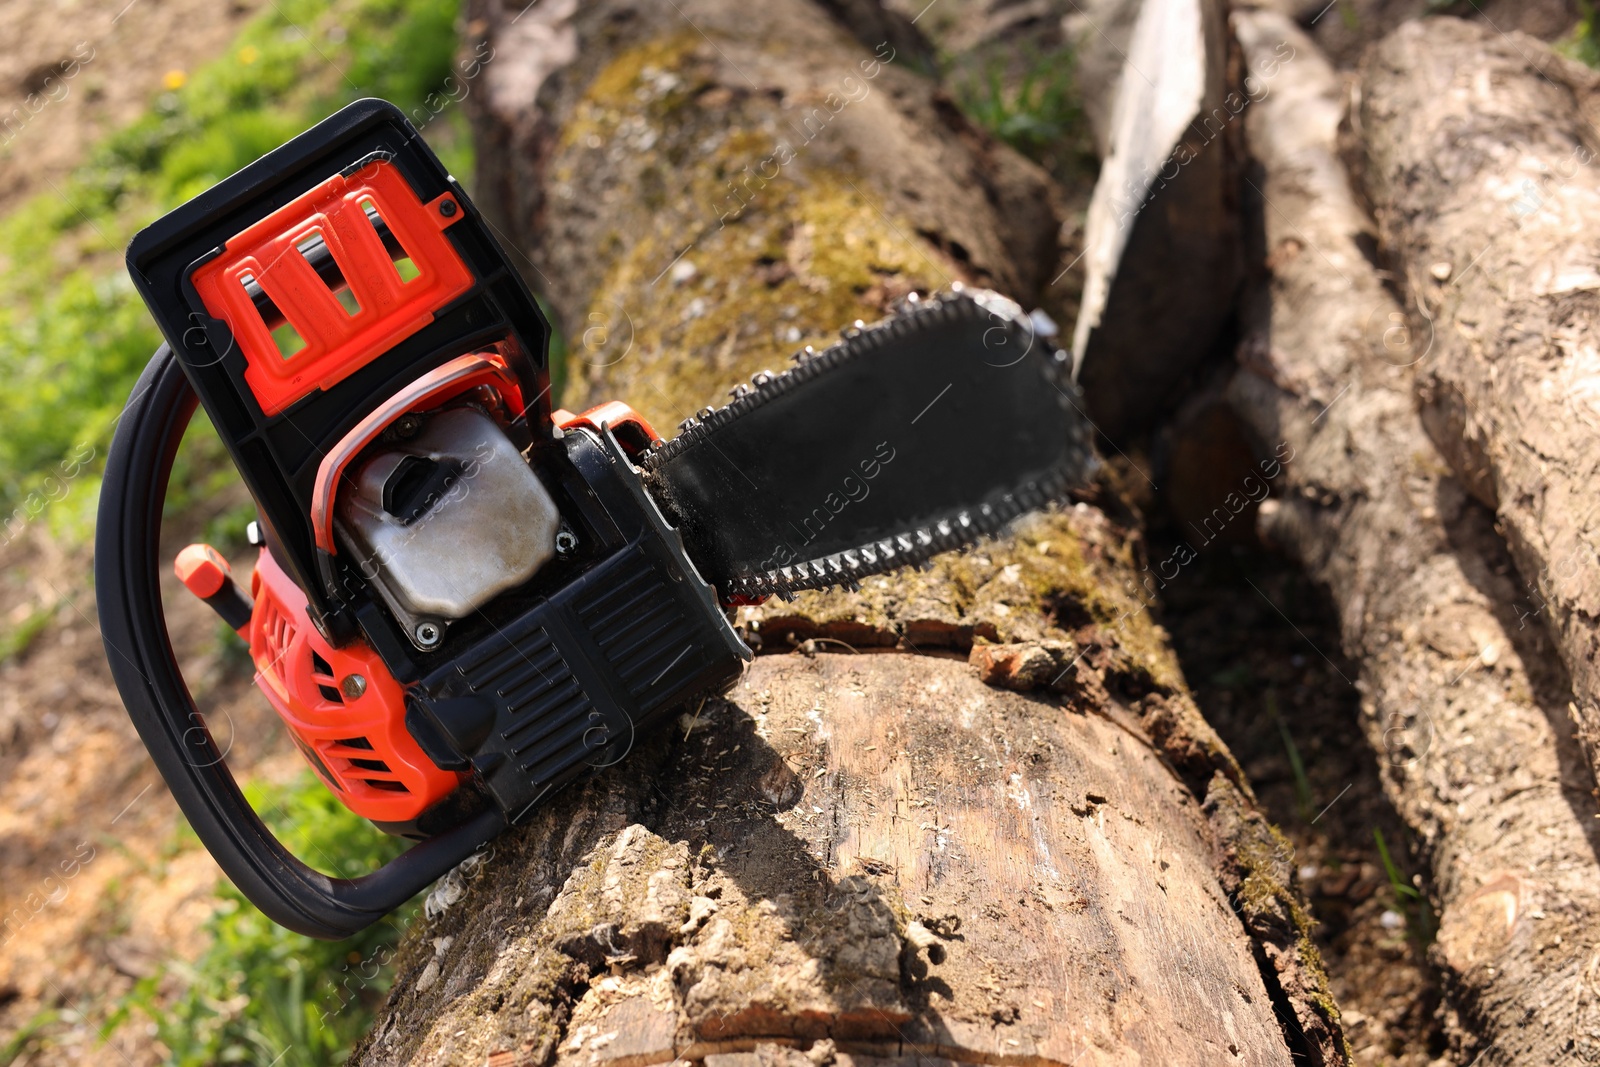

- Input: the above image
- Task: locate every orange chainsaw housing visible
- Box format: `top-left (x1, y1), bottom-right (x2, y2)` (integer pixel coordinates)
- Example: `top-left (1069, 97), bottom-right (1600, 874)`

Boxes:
top-left (176, 401), bottom-right (661, 826)
top-left (246, 548), bottom-right (462, 823)
top-left (189, 157), bottom-right (475, 417)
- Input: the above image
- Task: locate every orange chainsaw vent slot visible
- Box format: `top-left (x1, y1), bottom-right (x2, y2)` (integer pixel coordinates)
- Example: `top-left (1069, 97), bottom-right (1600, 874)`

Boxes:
top-left (358, 199), bottom-right (423, 284)
top-left (247, 548), bottom-right (462, 823)
top-left (294, 230), bottom-right (361, 317)
top-left (191, 158), bottom-right (473, 416)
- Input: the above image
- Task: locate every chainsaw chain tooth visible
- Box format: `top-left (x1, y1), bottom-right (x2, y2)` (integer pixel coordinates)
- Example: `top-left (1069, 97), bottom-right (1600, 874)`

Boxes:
top-left (641, 288), bottom-right (1094, 598)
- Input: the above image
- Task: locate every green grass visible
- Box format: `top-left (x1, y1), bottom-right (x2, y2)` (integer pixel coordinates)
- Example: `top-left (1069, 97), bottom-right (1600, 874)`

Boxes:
top-left (0, 0), bottom-right (469, 528)
top-left (951, 46), bottom-right (1093, 178)
top-left (1373, 827), bottom-right (1435, 945)
top-left (0, 601), bottom-right (53, 663)
top-left (106, 773), bottom-right (416, 1067)
top-left (0, 1009), bottom-right (62, 1067)
top-left (1559, 1), bottom-right (1600, 68)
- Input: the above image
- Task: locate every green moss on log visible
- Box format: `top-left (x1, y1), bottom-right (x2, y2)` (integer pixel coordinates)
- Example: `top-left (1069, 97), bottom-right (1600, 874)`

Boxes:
top-left (554, 34), bottom-right (962, 428)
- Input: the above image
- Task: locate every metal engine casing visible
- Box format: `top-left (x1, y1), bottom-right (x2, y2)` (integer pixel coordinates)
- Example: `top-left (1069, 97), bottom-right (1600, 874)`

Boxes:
top-left (335, 406), bottom-right (560, 632)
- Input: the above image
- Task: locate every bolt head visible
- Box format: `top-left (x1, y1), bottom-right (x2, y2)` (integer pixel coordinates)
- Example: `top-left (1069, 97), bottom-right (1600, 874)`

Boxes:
top-left (341, 674), bottom-right (368, 699)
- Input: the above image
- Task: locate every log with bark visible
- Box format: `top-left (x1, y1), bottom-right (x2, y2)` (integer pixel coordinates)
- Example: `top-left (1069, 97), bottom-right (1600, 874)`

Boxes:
top-left (1223, 11), bottom-right (1600, 1063)
top-left (1291, 0), bottom-right (1578, 72)
top-left (1357, 15), bottom-right (1600, 805)
top-left (349, 1), bottom-right (1344, 1064)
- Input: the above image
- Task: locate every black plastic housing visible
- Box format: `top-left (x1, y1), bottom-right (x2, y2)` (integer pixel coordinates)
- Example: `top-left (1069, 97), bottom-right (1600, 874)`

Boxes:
top-left (124, 98), bottom-right (553, 645)
top-left (100, 101), bottom-right (749, 938)
top-left (409, 429), bottom-right (750, 824)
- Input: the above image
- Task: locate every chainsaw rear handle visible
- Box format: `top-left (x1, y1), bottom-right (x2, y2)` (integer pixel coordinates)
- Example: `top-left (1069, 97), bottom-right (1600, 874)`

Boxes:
top-left (96, 344), bottom-right (504, 940)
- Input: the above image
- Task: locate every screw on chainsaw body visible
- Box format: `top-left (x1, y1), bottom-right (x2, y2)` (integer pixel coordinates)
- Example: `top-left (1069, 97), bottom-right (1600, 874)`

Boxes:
top-left (342, 674), bottom-right (368, 699)
top-left (414, 621), bottom-right (442, 648)
top-left (555, 529), bottom-right (578, 555)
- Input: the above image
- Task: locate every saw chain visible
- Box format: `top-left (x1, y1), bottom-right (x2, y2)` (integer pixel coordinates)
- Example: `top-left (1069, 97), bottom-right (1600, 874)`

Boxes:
top-left (642, 287), bottom-right (1094, 600)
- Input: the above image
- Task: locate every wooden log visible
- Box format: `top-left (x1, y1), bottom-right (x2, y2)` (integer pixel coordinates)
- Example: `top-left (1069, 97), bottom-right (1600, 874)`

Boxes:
top-left (1226, 11), bottom-right (1600, 1063)
top-left (1060, 0), bottom-right (1143, 158)
top-left (1357, 15), bottom-right (1600, 805)
top-left (1293, 1), bottom-right (1580, 72)
top-left (1070, 0), bottom-right (1244, 441)
top-left (350, 2), bottom-right (1344, 1063)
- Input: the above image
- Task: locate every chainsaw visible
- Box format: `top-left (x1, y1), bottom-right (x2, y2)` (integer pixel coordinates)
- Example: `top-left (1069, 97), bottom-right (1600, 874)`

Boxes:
top-left (96, 99), bottom-right (1095, 939)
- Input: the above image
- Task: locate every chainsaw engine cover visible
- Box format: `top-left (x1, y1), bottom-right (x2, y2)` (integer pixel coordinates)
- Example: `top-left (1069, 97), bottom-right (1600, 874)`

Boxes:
top-left (336, 405), bottom-right (560, 629)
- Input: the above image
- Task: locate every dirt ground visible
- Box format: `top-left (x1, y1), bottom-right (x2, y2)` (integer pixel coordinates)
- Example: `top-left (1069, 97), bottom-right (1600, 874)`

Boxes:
top-left (0, 0), bottom-right (267, 223)
top-left (0, 478), bottom-right (303, 1064)
top-left (1150, 527), bottom-right (1448, 1067)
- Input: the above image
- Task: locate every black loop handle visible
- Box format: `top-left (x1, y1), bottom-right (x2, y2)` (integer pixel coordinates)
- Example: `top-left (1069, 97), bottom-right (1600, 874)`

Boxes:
top-left (95, 345), bottom-right (503, 939)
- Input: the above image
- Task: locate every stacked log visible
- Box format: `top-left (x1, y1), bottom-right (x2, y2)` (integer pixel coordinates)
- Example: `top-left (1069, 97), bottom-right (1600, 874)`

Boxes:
top-left (1226, 11), bottom-right (1600, 1063)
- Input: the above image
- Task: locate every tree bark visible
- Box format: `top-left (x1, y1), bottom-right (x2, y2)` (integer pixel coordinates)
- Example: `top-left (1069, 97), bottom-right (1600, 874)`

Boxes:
top-left (350, 1), bottom-right (1345, 1064)
top-left (1290, 0), bottom-right (1579, 72)
top-left (1356, 15), bottom-right (1600, 803)
top-left (1225, 11), bottom-right (1600, 1063)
